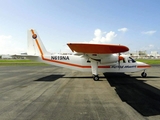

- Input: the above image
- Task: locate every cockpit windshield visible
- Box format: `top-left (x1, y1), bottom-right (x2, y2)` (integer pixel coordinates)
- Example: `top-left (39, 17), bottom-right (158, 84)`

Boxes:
top-left (119, 56), bottom-right (136, 63)
top-left (128, 57), bottom-right (136, 63)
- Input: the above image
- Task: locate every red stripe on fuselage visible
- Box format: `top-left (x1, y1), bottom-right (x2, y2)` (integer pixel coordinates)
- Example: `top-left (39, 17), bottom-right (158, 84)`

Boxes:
top-left (137, 65), bottom-right (151, 68)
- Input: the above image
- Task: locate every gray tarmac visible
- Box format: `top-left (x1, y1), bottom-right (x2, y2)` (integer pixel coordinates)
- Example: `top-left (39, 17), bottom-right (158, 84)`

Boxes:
top-left (0, 65), bottom-right (160, 120)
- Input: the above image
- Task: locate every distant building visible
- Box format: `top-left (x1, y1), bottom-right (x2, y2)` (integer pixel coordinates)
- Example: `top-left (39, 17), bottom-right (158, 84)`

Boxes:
top-left (21, 53), bottom-right (27, 55)
top-left (148, 51), bottom-right (160, 59)
top-left (1, 54), bottom-right (13, 59)
top-left (0, 53), bottom-right (28, 59)
top-left (126, 50), bottom-right (148, 59)
top-left (125, 50), bottom-right (160, 59)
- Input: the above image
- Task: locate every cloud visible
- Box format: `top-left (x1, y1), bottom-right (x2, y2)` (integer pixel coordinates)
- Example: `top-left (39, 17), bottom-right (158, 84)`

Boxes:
top-left (0, 35), bottom-right (12, 47)
top-left (90, 29), bottom-right (117, 43)
top-left (0, 35), bottom-right (12, 40)
top-left (118, 28), bottom-right (128, 33)
top-left (149, 44), bottom-right (154, 48)
top-left (142, 30), bottom-right (156, 35)
top-left (0, 35), bottom-right (25, 54)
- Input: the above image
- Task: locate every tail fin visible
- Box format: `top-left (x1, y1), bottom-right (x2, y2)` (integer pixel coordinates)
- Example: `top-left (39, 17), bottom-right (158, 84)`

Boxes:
top-left (27, 29), bottom-right (50, 55)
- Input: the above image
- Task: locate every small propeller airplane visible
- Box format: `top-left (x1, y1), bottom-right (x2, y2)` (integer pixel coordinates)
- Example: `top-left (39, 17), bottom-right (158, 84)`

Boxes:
top-left (21, 29), bottom-right (150, 81)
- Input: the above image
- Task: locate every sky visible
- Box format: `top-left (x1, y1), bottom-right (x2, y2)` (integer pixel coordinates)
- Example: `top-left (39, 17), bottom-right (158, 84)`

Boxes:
top-left (0, 0), bottom-right (160, 54)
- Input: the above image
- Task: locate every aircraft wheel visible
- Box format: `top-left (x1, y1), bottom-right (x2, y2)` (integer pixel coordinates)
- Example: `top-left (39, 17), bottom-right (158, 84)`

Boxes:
top-left (141, 72), bottom-right (147, 78)
top-left (93, 75), bottom-right (99, 81)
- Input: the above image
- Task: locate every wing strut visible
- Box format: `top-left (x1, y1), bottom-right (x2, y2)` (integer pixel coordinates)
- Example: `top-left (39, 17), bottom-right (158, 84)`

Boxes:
top-left (91, 60), bottom-right (99, 81)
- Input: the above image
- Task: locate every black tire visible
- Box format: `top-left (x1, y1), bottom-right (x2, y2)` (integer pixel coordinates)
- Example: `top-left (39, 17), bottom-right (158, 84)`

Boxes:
top-left (141, 72), bottom-right (147, 78)
top-left (93, 75), bottom-right (99, 81)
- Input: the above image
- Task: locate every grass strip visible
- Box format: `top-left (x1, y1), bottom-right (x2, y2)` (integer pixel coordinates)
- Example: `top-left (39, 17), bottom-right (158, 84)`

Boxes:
top-left (0, 59), bottom-right (47, 66)
top-left (136, 59), bottom-right (160, 65)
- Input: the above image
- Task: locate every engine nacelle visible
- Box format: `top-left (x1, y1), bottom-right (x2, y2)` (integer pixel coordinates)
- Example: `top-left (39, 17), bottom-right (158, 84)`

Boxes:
top-left (100, 54), bottom-right (118, 64)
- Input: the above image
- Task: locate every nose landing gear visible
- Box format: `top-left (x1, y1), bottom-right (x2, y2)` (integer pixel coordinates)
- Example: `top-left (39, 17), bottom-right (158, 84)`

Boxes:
top-left (141, 71), bottom-right (147, 78)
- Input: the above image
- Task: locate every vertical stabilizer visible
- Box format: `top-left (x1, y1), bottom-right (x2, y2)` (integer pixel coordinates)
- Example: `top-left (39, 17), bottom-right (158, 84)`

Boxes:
top-left (27, 29), bottom-right (50, 55)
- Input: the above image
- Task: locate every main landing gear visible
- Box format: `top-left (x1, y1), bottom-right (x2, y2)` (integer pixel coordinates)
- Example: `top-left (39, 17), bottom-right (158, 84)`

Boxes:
top-left (93, 74), bottom-right (99, 81)
top-left (141, 71), bottom-right (147, 78)
top-left (91, 60), bottom-right (100, 81)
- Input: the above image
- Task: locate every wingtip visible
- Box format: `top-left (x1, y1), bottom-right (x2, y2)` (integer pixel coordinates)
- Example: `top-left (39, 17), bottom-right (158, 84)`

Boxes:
top-left (125, 46), bottom-right (129, 52)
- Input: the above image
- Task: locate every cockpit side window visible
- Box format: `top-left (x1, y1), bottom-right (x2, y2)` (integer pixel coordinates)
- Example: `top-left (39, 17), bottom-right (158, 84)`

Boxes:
top-left (128, 57), bottom-right (136, 63)
top-left (123, 59), bottom-right (126, 63)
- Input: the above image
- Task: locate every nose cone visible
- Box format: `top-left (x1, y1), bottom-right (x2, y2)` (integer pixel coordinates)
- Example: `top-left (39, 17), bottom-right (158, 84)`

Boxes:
top-left (137, 61), bottom-right (151, 68)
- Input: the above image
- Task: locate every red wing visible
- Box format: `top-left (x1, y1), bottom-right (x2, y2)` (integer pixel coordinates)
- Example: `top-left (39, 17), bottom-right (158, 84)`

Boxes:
top-left (67, 43), bottom-right (129, 54)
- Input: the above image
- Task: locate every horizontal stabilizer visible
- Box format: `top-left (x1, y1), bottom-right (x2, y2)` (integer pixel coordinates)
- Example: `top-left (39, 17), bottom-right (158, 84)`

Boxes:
top-left (11, 55), bottom-right (38, 57)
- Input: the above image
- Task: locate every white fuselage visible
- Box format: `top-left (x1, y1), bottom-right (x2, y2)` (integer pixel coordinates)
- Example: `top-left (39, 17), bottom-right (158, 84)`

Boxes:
top-left (30, 54), bottom-right (150, 73)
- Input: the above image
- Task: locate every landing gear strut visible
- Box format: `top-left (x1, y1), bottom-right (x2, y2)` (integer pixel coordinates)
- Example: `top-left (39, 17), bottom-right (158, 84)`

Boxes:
top-left (141, 71), bottom-right (147, 78)
top-left (91, 60), bottom-right (100, 81)
top-left (93, 74), bottom-right (99, 81)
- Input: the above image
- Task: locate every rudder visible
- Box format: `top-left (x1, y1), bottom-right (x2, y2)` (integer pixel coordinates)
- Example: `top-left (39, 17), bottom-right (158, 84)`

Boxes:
top-left (27, 29), bottom-right (50, 55)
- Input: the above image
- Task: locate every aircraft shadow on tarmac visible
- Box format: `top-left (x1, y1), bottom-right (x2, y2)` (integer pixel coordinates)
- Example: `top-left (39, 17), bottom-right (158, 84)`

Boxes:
top-left (103, 73), bottom-right (160, 116)
top-left (34, 74), bottom-right (105, 82)
top-left (34, 74), bottom-right (65, 82)
top-left (62, 76), bottom-right (105, 80)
